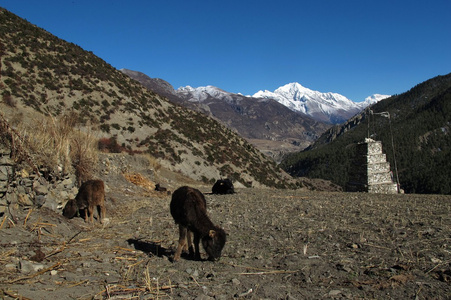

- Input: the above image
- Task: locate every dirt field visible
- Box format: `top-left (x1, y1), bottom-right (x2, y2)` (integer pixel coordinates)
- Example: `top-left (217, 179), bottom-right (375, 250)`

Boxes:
top-left (1, 159), bottom-right (450, 299)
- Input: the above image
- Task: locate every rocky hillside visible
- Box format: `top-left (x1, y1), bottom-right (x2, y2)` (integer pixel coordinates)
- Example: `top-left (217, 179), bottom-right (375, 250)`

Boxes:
top-left (121, 69), bottom-right (330, 161)
top-left (0, 7), bottom-right (292, 188)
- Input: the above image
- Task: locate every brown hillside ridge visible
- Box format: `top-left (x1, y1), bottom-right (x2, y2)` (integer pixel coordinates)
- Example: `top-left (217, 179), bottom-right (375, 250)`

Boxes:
top-left (0, 7), bottom-right (300, 189)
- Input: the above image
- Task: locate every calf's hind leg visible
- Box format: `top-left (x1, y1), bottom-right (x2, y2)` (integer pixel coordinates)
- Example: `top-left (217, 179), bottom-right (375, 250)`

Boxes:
top-left (97, 204), bottom-right (106, 223)
top-left (88, 205), bottom-right (95, 223)
top-left (186, 230), bottom-right (195, 258)
top-left (174, 225), bottom-right (188, 261)
top-left (82, 207), bottom-right (89, 223)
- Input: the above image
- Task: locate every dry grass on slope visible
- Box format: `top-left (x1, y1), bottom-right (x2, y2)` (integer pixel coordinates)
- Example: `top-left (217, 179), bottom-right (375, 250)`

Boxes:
top-left (0, 108), bottom-right (98, 185)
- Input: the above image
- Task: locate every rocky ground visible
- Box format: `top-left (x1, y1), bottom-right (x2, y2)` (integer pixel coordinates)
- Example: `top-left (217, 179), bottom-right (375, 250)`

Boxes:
top-left (1, 154), bottom-right (450, 299)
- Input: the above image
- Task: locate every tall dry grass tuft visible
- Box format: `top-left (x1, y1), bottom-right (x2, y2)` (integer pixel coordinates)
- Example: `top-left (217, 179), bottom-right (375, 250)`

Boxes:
top-left (11, 112), bottom-right (98, 185)
top-left (70, 126), bottom-right (98, 187)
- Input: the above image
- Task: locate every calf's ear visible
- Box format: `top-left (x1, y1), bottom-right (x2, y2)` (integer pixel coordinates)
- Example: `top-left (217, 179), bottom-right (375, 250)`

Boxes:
top-left (209, 230), bottom-right (216, 238)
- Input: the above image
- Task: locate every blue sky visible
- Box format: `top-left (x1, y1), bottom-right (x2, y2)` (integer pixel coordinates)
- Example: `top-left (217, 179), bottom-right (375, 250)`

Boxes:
top-left (1, 0), bottom-right (450, 102)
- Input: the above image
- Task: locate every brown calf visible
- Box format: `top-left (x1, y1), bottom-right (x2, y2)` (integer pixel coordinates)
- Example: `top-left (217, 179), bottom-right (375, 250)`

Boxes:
top-left (170, 186), bottom-right (226, 261)
top-left (63, 179), bottom-right (106, 224)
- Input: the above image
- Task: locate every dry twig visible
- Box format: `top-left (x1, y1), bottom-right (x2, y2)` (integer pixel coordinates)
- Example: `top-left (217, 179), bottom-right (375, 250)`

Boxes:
top-left (96, 283), bottom-right (177, 299)
top-left (23, 209), bottom-right (33, 227)
top-left (1, 289), bottom-right (32, 300)
top-left (237, 270), bottom-right (299, 275)
top-left (44, 243), bottom-right (67, 260)
top-left (0, 215), bottom-right (7, 230)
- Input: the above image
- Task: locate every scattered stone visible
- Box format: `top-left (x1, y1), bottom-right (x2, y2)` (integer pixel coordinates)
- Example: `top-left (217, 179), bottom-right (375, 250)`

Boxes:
top-left (328, 289), bottom-right (342, 296)
top-left (5, 263), bottom-right (17, 270)
top-left (5, 192), bottom-right (17, 204)
top-left (34, 195), bottom-right (46, 207)
top-left (192, 269), bottom-right (199, 277)
top-left (64, 273), bottom-right (79, 282)
top-left (194, 294), bottom-right (213, 300)
top-left (34, 184), bottom-right (49, 196)
top-left (17, 193), bottom-right (33, 206)
top-left (20, 169), bottom-right (29, 178)
top-left (19, 260), bottom-right (45, 274)
top-left (61, 177), bottom-right (73, 187)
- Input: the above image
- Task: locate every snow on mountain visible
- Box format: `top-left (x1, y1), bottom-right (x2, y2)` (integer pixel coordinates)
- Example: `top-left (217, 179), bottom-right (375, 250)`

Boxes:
top-left (358, 94), bottom-right (391, 108)
top-left (252, 83), bottom-right (389, 124)
top-left (176, 83), bottom-right (390, 124)
top-left (177, 85), bottom-right (234, 102)
top-left (253, 83), bottom-right (355, 114)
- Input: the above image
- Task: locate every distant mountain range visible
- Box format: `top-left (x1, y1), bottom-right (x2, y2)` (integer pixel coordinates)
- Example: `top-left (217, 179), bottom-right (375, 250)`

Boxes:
top-left (121, 69), bottom-right (330, 161)
top-left (176, 82), bottom-right (389, 125)
top-left (121, 69), bottom-right (388, 160)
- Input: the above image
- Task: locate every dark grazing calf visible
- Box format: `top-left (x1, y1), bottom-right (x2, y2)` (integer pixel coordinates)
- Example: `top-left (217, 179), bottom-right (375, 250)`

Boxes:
top-left (212, 178), bottom-right (235, 195)
top-left (170, 186), bottom-right (226, 261)
top-left (63, 179), bottom-right (106, 224)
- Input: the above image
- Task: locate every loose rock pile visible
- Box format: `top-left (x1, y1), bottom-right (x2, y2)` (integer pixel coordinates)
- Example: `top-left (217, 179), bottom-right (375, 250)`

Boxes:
top-left (0, 147), bottom-right (78, 219)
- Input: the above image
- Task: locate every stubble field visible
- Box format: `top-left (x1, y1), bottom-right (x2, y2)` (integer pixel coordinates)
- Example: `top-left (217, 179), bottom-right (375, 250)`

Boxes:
top-left (0, 155), bottom-right (450, 299)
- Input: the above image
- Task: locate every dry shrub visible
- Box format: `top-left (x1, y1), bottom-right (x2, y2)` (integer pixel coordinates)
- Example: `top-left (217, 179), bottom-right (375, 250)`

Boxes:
top-left (98, 137), bottom-right (124, 153)
top-left (143, 153), bottom-right (161, 172)
top-left (20, 114), bottom-right (72, 174)
top-left (123, 172), bottom-right (156, 191)
top-left (15, 112), bottom-right (98, 184)
top-left (2, 92), bottom-right (16, 108)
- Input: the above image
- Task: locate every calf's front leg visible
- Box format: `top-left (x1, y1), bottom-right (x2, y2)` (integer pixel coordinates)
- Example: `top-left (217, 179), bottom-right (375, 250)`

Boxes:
top-left (193, 232), bottom-right (202, 260)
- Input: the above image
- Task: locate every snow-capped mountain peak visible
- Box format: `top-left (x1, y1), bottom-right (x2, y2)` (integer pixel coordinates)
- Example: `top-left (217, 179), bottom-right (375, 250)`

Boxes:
top-left (252, 83), bottom-right (363, 123)
top-left (362, 94), bottom-right (391, 106)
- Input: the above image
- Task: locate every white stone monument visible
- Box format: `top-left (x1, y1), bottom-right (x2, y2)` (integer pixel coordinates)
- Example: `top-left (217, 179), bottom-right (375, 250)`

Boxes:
top-left (347, 138), bottom-right (399, 194)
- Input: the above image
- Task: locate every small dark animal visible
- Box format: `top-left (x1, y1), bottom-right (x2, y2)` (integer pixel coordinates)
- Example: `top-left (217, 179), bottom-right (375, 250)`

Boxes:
top-left (63, 179), bottom-right (106, 224)
top-left (155, 183), bottom-right (167, 192)
top-left (155, 183), bottom-right (171, 195)
top-left (212, 178), bottom-right (235, 195)
top-left (170, 186), bottom-right (226, 261)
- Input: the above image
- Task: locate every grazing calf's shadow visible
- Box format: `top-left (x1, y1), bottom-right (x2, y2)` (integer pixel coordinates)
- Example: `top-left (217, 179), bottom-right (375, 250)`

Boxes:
top-left (127, 238), bottom-right (173, 259)
top-left (126, 238), bottom-right (206, 262)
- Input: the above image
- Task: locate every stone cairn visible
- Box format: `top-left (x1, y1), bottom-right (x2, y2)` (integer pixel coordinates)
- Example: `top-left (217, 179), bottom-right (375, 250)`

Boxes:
top-left (346, 138), bottom-right (399, 194)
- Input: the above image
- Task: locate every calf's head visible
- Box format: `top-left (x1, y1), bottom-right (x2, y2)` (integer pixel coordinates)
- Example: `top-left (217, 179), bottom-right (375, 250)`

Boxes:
top-left (202, 228), bottom-right (227, 261)
top-left (62, 199), bottom-right (78, 219)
